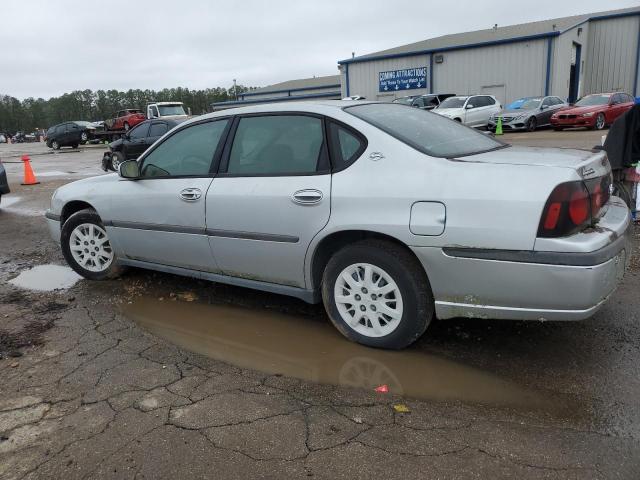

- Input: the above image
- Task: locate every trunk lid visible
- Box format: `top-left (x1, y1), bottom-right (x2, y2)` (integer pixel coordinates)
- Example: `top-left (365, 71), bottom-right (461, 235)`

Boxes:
top-left (453, 146), bottom-right (610, 179)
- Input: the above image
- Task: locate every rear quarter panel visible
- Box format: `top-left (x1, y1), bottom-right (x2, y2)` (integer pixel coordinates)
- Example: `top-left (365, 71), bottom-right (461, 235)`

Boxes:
top-left (304, 112), bottom-right (579, 286)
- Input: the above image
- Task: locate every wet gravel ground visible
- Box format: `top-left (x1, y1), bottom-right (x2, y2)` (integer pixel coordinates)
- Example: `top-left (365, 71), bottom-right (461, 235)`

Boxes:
top-left (1, 132), bottom-right (640, 479)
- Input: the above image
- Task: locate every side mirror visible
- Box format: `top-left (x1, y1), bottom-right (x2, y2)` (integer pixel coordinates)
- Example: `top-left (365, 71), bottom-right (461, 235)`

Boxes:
top-left (118, 160), bottom-right (140, 179)
top-left (465, 104), bottom-right (474, 109)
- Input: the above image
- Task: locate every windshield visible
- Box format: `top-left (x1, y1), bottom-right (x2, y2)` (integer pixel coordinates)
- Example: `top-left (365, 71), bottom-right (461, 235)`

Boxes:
top-left (508, 98), bottom-right (542, 110)
top-left (575, 95), bottom-right (610, 107)
top-left (158, 105), bottom-right (187, 116)
top-left (438, 97), bottom-right (467, 109)
top-left (392, 97), bottom-right (415, 105)
top-left (346, 103), bottom-right (505, 158)
top-left (74, 121), bottom-right (94, 128)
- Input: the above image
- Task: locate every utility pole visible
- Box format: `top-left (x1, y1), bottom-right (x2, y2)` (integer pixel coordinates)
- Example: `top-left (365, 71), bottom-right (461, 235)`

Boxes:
top-left (233, 79), bottom-right (238, 100)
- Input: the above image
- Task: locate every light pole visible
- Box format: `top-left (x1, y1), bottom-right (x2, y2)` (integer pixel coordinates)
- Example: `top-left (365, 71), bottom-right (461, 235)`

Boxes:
top-left (233, 79), bottom-right (238, 100)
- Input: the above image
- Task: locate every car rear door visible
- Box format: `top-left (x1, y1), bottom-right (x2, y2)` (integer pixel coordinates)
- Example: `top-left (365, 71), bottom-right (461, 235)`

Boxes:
top-left (206, 113), bottom-right (331, 288)
top-left (106, 118), bottom-right (230, 271)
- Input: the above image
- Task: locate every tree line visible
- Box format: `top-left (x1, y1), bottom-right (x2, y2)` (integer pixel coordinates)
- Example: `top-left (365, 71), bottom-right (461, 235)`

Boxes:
top-left (0, 84), bottom-right (255, 134)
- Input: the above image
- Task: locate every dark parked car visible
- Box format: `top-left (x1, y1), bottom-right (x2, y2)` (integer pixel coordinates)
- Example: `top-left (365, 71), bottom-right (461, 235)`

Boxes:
top-left (102, 118), bottom-right (185, 171)
top-left (0, 158), bottom-right (10, 206)
top-left (392, 93), bottom-right (456, 110)
top-left (46, 121), bottom-right (96, 149)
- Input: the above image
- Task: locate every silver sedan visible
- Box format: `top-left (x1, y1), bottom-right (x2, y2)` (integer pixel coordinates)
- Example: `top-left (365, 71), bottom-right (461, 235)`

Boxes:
top-left (45, 101), bottom-right (630, 349)
top-left (488, 96), bottom-right (568, 132)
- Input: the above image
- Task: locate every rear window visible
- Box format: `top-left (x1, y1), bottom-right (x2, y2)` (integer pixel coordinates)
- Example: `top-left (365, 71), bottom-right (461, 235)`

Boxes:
top-left (345, 103), bottom-right (505, 158)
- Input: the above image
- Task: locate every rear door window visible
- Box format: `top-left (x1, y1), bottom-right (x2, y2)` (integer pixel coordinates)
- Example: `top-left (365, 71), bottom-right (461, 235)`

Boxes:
top-left (225, 115), bottom-right (326, 175)
top-left (149, 122), bottom-right (169, 137)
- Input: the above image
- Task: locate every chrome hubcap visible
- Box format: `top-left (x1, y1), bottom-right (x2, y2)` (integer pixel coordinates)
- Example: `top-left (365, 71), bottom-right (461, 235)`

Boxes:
top-left (69, 223), bottom-right (113, 272)
top-left (596, 115), bottom-right (604, 129)
top-left (334, 263), bottom-right (403, 337)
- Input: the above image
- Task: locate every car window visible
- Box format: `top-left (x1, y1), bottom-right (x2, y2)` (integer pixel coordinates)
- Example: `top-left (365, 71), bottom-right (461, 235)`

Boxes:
top-left (541, 98), bottom-right (552, 107)
top-left (150, 106), bottom-right (159, 117)
top-left (425, 96), bottom-right (439, 107)
top-left (468, 97), bottom-right (482, 108)
top-left (149, 122), bottom-right (169, 137)
top-left (328, 122), bottom-right (365, 169)
top-left (346, 103), bottom-right (505, 158)
top-left (140, 120), bottom-right (228, 178)
top-left (575, 94), bottom-right (611, 106)
top-left (484, 96), bottom-right (496, 106)
top-left (439, 97), bottom-right (467, 108)
top-left (129, 123), bottom-right (149, 139)
top-left (227, 115), bottom-right (324, 175)
top-left (413, 98), bottom-right (425, 108)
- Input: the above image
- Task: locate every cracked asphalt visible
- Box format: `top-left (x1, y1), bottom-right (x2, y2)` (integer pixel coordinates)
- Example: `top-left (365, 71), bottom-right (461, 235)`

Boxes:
top-left (1, 134), bottom-right (640, 479)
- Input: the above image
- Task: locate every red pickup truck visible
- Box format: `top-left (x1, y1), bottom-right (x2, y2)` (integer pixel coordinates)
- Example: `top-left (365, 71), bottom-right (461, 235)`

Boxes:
top-left (105, 109), bottom-right (146, 131)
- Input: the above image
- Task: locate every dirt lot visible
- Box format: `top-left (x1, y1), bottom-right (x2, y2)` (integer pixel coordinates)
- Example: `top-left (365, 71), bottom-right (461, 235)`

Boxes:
top-left (1, 131), bottom-right (640, 479)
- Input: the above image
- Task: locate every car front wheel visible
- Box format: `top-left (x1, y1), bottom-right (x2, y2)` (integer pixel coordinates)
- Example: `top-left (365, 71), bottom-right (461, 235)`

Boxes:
top-left (594, 113), bottom-right (606, 130)
top-left (51, 140), bottom-right (60, 150)
top-left (61, 209), bottom-right (124, 280)
top-left (80, 132), bottom-right (88, 143)
top-left (110, 151), bottom-right (125, 171)
top-left (526, 117), bottom-right (537, 132)
top-left (322, 239), bottom-right (433, 349)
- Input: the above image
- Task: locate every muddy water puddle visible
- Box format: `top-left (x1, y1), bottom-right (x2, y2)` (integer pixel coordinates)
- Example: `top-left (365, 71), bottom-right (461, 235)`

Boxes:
top-left (123, 297), bottom-right (580, 415)
top-left (8, 264), bottom-right (82, 291)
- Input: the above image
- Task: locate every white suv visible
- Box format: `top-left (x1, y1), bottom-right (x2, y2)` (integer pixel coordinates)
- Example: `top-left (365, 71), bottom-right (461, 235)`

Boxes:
top-left (434, 95), bottom-right (502, 128)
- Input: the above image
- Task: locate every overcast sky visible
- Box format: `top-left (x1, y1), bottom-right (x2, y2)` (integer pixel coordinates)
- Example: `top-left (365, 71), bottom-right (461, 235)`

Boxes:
top-left (2, 0), bottom-right (638, 99)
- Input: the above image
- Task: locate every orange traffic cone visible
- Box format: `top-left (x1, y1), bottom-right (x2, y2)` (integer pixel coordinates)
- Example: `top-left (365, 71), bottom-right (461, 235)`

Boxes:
top-left (21, 155), bottom-right (40, 185)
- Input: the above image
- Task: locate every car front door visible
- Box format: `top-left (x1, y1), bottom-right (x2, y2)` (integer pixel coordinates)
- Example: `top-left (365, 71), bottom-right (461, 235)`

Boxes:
top-left (206, 114), bottom-right (331, 288)
top-left (539, 97), bottom-right (555, 124)
top-left (106, 118), bottom-right (230, 272)
top-left (464, 97), bottom-right (483, 126)
top-left (125, 122), bottom-right (150, 159)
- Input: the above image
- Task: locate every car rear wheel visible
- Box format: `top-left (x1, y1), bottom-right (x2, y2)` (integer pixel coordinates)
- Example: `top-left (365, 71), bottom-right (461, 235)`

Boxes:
top-left (526, 117), bottom-right (537, 132)
top-left (61, 209), bottom-right (124, 281)
top-left (594, 113), bottom-right (606, 130)
top-left (124, 122), bottom-right (130, 131)
top-left (51, 140), bottom-right (60, 150)
top-left (322, 239), bottom-right (433, 349)
top-left (80, 132), bottom-right (88, 143)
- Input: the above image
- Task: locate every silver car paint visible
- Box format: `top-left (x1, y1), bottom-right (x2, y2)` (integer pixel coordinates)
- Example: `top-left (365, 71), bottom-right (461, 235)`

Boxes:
top-left (488, 97), bottom-right (568, 130)
top-left (47, 101), bottom-right (628, 321)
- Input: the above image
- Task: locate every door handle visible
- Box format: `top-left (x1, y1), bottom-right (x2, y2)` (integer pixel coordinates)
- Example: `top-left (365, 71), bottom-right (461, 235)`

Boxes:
top-left (291, 189), bottom-right (323, 205)
top-left (179, 188), bottom-right (202, 202)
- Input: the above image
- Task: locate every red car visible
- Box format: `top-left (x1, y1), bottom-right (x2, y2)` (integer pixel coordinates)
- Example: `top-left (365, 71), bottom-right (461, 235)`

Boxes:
top-left (551, 92), bottom-right (635, 131)
top-left (106, 109), bottom-right (146, 131)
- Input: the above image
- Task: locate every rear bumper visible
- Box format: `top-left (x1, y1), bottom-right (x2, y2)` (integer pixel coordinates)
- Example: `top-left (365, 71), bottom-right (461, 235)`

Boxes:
top-left (412, 199), bottom-right (631, 321)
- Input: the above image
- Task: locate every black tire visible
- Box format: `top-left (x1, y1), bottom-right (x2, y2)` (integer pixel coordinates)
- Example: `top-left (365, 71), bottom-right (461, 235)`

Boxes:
top-left (124, 122), bottom-right (130, 131)
top-left (51, 140), bottom-right (60, 150)
top-left (454, 118), bottom-right (462, 122)
top-left (593, 113), bottom-right (606, 131)
top-left (321, 239), bottom-right (434, 349)
top-left (110, 151), bottom-right (125, 171)
top-left (72, 144), bottom-right (78, 149)
top-left (80, 132), bottom-right (88, 143)
top-left (612, 181), bottom-right (632, 208)
top-left (526, 117), bottom-right (537, 132)
top-left (61, 208), bottom-right (124, 281)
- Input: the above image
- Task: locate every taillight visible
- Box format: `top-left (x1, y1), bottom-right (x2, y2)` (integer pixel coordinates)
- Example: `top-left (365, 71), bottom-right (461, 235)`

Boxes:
top-left (538, 181), bottom-right (592, 237)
